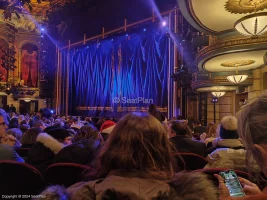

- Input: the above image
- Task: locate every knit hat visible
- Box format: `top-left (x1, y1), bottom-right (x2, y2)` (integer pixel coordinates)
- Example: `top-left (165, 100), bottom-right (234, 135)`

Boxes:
top-left (220, 116), bottom-right (239, 139)
top-left (47, 128), bottom-right (72, 141)
top-left (100, 120), bottom-right (116, 134)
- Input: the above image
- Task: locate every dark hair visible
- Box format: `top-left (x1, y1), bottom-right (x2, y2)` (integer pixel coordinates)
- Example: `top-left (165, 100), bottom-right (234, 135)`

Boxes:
top-left (9, 118), bottom-right (19, 129)
top-left (169, 120), bottom-right (188, 136)
top-left (91, 112), bottom-right (176, 180)
top-left (148, 104), bottom-right (162, 122)
top-left (21, 127), bottom-right (42, 145)
top-left (73, 125), bottom-right (99, 142)
top-left (32, 120), bottom-right (45, 128)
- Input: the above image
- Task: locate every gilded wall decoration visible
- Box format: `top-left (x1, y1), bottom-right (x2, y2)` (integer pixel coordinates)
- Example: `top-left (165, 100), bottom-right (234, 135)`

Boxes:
top-left (221, 60), bottom-right (255, 67)
top-left (225, 0), bottom-right (267, 14)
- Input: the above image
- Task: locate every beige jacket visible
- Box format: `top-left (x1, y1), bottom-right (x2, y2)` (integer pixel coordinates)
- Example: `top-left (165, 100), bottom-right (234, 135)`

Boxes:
top-left (67, 171), bottom-right (170, 200)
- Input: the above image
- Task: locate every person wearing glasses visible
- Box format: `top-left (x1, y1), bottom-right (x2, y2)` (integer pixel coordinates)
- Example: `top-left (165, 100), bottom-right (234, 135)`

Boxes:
top-left (0, 134), bottom-right (24, 162)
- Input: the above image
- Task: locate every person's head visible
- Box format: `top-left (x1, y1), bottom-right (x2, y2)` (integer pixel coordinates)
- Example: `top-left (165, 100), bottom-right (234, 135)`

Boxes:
top-left (47, 128), bottom-right (72, 145)
top-left (73, 124), bottom-right (99, 143)
top-left (20, 124), bottom-right (30, 133)
top-left (220, 116), bottom-right (238, 139)
top-left (168, 120), bottom-right (188, 138)
top-left (9, 118), bottom-right (19, 129)
top-left (238, 91), bottom-right (267, 177)
top-left (93, 112), bottom-right (176, 180)
top-left (168, 172), bottom-right (218, 200)
top-left (0, 114), bottom-right (8, 137)
top-left (6, 128), bottom-right (23, 142)
top-left (21, 127), bottom-right (42, 145)
top-left (206, 122), bottom-right (217, 138)
top-left (100, 120), bottom-right (116, 134)
top-left (32, 120), bottom-right (46, 131)
top-left (193, 120), bottom-right (201, 127)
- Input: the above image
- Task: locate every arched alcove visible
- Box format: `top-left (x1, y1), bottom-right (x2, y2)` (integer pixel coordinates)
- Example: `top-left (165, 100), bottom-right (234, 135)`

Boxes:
top-left (0, 38), bottom-right (9, 82)
top-left (20, 43), bottom-right (39, 87)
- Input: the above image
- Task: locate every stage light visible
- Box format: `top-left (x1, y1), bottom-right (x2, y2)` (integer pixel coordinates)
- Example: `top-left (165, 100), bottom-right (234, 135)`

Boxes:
top-left (143, 28), bottom-right (146, 32)
top-left (126, 34), bottom-right (128, 37)
top-left (50, 110), bottom-right (54, 114)
top-left (162, 21), bottom-right (167, 27)
top-left (41, 28), bottom-right (44, 31)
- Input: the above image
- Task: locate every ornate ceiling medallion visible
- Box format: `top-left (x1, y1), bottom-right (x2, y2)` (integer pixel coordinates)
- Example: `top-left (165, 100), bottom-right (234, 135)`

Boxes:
top-left (225, 0), bottom-right (267, 14)
top-left (221, 60), bottom-right (255, 67)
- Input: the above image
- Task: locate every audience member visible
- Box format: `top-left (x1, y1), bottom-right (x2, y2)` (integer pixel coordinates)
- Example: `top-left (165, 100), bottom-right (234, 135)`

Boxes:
top-left (193, 120), bottom-right (206, 140)
top-left (32, 120), bottom-right (47, 131)
top-left (205, 116), bottom-right (258, 171)
top-left (9, 118), bottom-right (19, 129)
top-left (53, 124), bottom-right (102, 165)
top-left (99, 120), bottom-right (116, 141)
top-left (0, 134), bottom-right (24, 162)
top-left (0, 113), bottom-right (8, 138)
top-left (65, 112), bottom-right (177, 199)
top-left (26, 128), bottom-right (71, 174)
top-left (148, 103), bottom-right (165, 122)
top-left (21, 127), bottom-right (42, 148)
top-left (216, 92), bottom-right (267, 199)
top-left (6, 128), bottom-right (22, 148)
top-left (200, 122), bottom-right (217, 145)
top-left (168, 120), bottom-right (207, 158)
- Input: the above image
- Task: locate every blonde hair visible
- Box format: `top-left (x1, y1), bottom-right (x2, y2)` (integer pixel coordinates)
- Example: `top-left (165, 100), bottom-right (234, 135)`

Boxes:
top-left (237, 91), bottom-right (267, 178)
top-left (205, 122), bottom-right (217, 138)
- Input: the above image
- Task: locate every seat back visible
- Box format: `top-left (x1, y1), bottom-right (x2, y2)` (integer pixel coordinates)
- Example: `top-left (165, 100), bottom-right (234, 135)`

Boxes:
top-left (174, 153), bottom-right (208, 171)
top-left (45, 163), bottom-right (92, 187)
top-left (0, 160), bottom-right (45, 195)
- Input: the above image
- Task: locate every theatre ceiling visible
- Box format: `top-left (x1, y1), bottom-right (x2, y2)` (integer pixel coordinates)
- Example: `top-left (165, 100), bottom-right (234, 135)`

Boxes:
top-left (178, 0), bottom-right (267, 35)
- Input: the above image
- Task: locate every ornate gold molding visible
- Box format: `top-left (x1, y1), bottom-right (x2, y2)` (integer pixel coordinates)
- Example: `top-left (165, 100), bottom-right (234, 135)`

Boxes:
top-left (197, 35), bottom-right (267, 63)
top-left (225, 0), bottom-right (267, 14)
top-left (191, 77), bottom-right (253, 90)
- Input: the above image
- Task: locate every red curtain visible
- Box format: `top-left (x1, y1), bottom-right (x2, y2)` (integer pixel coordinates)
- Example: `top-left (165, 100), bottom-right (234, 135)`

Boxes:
top-left (20, 50), bottom-right (38, 87)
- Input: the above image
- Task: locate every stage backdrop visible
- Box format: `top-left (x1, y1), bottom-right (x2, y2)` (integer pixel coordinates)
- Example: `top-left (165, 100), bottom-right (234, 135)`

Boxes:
top-left (62, 27), bottom-right (169, 117)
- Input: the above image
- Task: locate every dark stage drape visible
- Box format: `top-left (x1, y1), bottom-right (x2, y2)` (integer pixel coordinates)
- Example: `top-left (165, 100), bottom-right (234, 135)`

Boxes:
top-left (62, 28), bottom-right (169, 117)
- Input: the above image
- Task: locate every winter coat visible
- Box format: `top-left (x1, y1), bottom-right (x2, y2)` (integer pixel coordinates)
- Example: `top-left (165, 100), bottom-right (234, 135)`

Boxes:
top-left (205, 139), bottom-right (259, 171)
top-left (67, 170), bottom-right (170, 200)
top-left (26, 133), bottom-right (64, 174)
top-left (170, 135), bottom-right (207, 158)
top-left (53, 138), bottom-right (101, 165)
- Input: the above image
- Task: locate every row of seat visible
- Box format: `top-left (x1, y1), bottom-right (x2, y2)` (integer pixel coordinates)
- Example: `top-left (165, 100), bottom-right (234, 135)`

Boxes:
top-left (0, 161), bottom-right (92, 195)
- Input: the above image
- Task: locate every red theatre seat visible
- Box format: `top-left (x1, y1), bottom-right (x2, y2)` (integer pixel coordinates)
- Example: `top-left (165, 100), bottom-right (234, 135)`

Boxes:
top-left (0, 160), bottom-right (45, 195)
top-left (45, 163), bottom-right (92, 187)
top-left (174, 152), bottom-right (208, 171)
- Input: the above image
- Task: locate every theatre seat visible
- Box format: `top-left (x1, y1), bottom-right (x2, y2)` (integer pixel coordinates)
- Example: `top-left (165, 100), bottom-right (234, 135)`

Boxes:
top-left (174, 152), bottom-right (208, 171)
top-left (0, 160), bottom-right (45, 195)
top-left (45, 163), bottom-right (92, 187)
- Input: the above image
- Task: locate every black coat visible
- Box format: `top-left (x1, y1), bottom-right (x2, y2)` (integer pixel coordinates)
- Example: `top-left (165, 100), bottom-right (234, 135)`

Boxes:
top-left (53, 138), bottom-right (101, 165)
top-left (170, 135), bottom-right (207, 158)
top-left (26, 133), bottom-right (64, 175)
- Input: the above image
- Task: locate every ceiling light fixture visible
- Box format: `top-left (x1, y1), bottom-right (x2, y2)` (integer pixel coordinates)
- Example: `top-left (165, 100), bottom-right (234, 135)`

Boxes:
top-left (226, 63), bottom-right (248, 84)
top-left (211, 91), bottom-right (226, 98)
top-left (235, 12), bottom-right (267, 37)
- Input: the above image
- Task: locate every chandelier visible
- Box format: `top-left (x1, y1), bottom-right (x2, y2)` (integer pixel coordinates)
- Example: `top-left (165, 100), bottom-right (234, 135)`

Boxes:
top-left (226, 63), bottom-right (248, 84)
top-left (211, 92), bottom-right (226, 98)
top-left (235, 12), bottom-right (267, 37)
